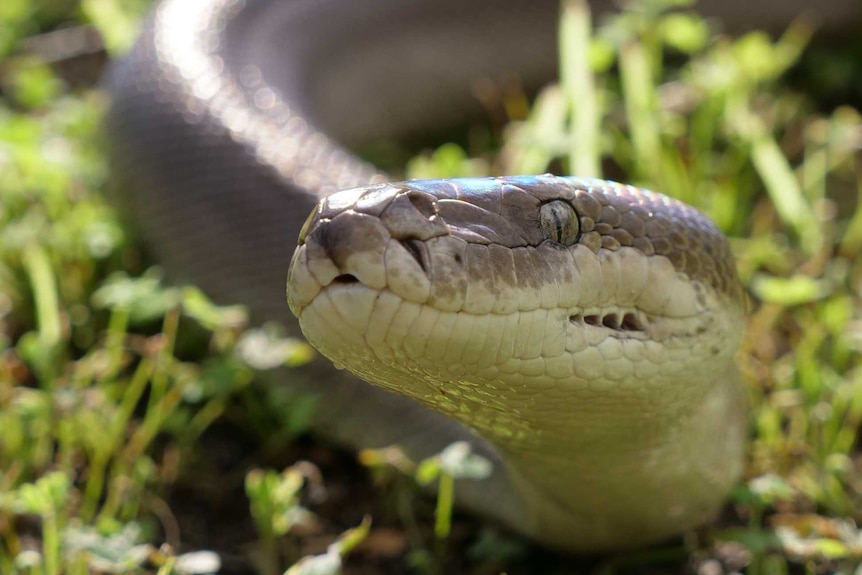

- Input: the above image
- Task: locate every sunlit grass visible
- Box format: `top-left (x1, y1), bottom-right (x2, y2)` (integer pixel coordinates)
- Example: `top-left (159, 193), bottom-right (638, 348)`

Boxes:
top-left (1, 0), bottom-right (860, 573)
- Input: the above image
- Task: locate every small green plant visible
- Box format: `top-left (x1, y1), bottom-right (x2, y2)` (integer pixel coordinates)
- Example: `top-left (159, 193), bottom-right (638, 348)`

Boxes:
top-left (359, 443), bottom-right (494, 572)
top-left (1, 472), bottom-right (70, 575)
top-left (415, 442), bottom-right (492, 543)
top-left (245, 463), bottom-right (322, 575)
top-left (283, 517), bottom-right (371, 575)
top-left (244, 463), bottom-right (375, 575)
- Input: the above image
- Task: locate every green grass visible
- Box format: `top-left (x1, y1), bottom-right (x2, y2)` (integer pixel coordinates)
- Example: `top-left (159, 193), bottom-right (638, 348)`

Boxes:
top-left (1, 0), bottom-right (861, 573)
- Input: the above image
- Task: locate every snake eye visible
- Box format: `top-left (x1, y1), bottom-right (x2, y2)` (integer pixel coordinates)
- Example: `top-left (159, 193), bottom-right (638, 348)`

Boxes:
top-left (540, 200), bottom-right (579, 245)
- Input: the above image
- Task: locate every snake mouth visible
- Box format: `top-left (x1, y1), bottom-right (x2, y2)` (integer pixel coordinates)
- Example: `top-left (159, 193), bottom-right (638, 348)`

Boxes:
top-left (290, 238), bottom-right (712, 346)
top-left (287, 176), bottom-right (737, 348)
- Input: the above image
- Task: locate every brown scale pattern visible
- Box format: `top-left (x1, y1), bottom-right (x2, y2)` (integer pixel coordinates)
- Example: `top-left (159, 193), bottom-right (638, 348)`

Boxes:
top-left (388, 176), bottom-right (743, 303)
top-left (567, 179), bottom-right (743, 303)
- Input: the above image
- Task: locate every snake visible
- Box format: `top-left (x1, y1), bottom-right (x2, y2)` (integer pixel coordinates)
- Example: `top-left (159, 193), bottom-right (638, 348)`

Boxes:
top-left (106, 0), bottom-right (860, 553)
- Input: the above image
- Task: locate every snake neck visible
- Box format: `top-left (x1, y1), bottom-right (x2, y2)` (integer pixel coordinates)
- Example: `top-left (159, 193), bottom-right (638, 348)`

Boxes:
top-left (501, 365), bottom-right (749, 550)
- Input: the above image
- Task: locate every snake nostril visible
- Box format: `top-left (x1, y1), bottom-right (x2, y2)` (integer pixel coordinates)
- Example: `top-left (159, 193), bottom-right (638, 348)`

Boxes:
top-left (405, 191), bottom-right (438, 219)
top-left (401, 238), bottom-right (429, 273)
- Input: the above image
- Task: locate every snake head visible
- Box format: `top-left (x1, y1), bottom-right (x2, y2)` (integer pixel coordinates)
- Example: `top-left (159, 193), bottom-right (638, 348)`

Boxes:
top-left (286, 175), bottom-right (748, 550)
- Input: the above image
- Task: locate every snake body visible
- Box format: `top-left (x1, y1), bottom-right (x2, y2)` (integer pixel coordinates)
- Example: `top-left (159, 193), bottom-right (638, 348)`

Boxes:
top-left (107, 0), bottom-right (859, 552)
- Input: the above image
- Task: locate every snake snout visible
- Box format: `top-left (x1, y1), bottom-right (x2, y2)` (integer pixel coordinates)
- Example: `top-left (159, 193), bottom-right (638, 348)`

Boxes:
top-left (289, 187), bottom-right (442, 315)
top-left (302, 211), bottom-right (390, 290)
top-left (289, 185), bottom-right (453, 310)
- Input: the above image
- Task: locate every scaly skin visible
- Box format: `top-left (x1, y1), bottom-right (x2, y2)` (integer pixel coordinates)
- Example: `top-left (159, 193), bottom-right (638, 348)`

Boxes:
top-left (287, 175), bottom-right (748, 551)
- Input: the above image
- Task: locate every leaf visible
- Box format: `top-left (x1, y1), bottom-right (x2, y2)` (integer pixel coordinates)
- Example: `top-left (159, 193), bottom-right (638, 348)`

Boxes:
top-left (438, 442), bottom-right (492, 480)
top-left (751, 274), bottom-right (830, 306)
